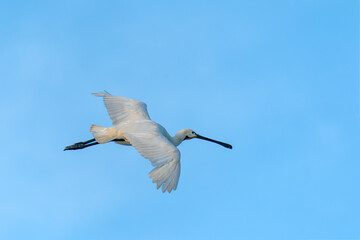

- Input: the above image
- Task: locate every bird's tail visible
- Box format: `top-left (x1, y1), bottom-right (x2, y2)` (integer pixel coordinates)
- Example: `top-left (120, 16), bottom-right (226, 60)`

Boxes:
top-left (90, 125), bottom-right (118, 144)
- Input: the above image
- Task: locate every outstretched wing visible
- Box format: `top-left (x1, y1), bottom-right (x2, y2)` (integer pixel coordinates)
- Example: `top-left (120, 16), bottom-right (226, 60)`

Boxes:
top-left (120, 121), bottom-right (181, 193)
top-left (93, 91), bottom-right (151, 125)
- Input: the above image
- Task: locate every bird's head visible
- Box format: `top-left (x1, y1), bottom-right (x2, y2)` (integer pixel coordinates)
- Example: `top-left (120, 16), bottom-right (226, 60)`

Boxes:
top-left (180, 128), bottom-right (232, 149)
top-left (182, 129), bottom-right (197, 140)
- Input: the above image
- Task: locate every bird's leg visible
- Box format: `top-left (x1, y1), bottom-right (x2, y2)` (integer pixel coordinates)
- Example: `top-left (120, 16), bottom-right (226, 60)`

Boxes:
top-left (64, 138), bottom-right (98, 151)
top-left (82, 138), bottom-right (97, 144)
top-left (64, 138), bottom-right (127, 151)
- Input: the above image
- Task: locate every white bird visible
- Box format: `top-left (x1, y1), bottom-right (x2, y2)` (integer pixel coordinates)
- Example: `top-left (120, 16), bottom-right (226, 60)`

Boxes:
top-left (65, 91), bottom-right (232, 193)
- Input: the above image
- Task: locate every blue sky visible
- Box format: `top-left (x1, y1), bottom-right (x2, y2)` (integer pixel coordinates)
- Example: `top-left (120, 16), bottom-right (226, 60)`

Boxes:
top-left (0, 0), bottom-right (359, 239)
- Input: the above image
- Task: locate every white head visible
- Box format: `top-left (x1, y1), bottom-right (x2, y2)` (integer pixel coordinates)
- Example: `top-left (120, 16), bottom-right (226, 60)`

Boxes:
top-left (180, 128), bottom-right (197, 140)
top-left (175, 128), bottom-right (232, 149)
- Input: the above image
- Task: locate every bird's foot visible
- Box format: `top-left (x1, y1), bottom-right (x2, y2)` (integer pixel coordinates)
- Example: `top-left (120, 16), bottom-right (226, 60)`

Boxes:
top-left (64, 142), bottom-right (86, 151)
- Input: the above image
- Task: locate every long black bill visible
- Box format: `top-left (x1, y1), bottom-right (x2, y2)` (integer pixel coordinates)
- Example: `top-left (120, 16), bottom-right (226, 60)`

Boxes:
top-left (196, 134), bottom-right (232, 149)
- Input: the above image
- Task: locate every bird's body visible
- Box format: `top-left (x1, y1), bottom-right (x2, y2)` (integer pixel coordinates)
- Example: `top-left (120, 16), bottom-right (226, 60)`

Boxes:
top-left (65, 91), bottom-right (232, 193)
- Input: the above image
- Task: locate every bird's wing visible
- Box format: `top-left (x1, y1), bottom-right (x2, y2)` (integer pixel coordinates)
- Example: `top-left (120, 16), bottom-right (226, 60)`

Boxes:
top-left (121, 122), bottom-right (181, 193)
top-left (93, 91), bottom-right (151, 125)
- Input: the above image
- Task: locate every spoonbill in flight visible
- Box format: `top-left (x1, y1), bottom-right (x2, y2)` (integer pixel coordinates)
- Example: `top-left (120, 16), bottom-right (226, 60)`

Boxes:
top-left (64, 91), bottom-right (232, 193)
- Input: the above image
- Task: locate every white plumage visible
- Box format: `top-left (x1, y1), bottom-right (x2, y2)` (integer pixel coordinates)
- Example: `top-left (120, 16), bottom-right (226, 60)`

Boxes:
top-left (65, 91), bottom-right (232, 193)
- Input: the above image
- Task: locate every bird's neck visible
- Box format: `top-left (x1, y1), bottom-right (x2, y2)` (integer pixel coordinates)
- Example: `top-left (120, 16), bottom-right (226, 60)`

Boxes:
top-left (171, 131), bottom-right (186, 146)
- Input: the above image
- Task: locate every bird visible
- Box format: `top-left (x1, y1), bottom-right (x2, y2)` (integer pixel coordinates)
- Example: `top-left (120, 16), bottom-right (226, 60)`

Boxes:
top-left (64, 91), bottom-right (232, 193)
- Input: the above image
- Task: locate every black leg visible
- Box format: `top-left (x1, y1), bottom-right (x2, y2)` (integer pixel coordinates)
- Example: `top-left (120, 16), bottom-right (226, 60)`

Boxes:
top-left (80, 142), bottom-right (99, 149)
top-left (64, 139), bottom-right (98, 151)
top-left (64, 138), bottom-right (126, 151)
top-left (83, 138), bottom-right (96, 144)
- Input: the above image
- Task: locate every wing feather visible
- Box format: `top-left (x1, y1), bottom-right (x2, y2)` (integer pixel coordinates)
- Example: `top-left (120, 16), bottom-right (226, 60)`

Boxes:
top-left (93, 92), bottom-right (150, 125)
top-left (120, 121), bottom-right (181, 193)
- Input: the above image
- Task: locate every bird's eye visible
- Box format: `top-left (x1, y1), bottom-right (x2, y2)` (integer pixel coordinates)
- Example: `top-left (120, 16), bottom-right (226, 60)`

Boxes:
top-left (192, 131), bottom-right (195, 134)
